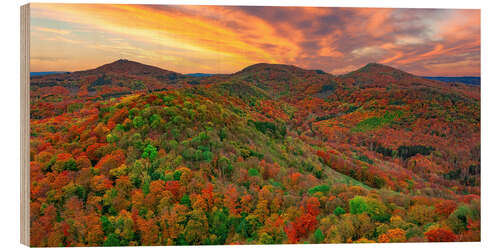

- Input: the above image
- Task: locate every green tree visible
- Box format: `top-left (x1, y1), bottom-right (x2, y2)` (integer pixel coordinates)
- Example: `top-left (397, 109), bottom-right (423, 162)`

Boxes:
top-left (202, 151), bottom-right (213, 163)
top-left (308, 184), bottom-right (330, 195)
top-left (103, 233), bottom-right (121, 246)
top-left (334, 206), bottom-right (346, 216)
top-left (366, 198), bottom-right (390, 222)
top-left (249, 168), bottom-right (260, 177)
top-left (314, 228), bottom-right (325, 243)
top-left (448, 206), bottom-right (471, 233)
top-left (180, 194), bottom-right (191, 207)
top-left (209, 208), bottom-right (230, 244)
top-left (133, 116), bottom-right (144, 128)
top-left (142, 144), bottom-right (158, 160)
top-left (349, 196), bottom-right (368, 215)
top-left (173, 170), bottom-right (183, 181)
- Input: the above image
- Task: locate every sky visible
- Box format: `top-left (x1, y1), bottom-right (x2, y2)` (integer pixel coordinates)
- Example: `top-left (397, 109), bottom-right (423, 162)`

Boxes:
top-left (30, 4), bottom-right (480, 76)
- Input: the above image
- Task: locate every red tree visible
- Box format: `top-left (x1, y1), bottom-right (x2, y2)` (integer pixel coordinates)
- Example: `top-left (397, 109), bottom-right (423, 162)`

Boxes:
top-left (425, 228), bottom-right (457, 242)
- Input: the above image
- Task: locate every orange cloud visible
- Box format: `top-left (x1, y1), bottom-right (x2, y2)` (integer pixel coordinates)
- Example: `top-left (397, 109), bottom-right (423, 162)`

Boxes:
top-left (33, 26), bottom-right (71, 35)
top-left (380, 51), bottom-right (404, 64)
top-left (29, 4), bottom-right (480, 76)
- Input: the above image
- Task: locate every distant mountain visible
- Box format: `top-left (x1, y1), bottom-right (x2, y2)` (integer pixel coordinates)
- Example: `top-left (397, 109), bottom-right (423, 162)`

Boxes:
top-left (30, 71), bottom-right (69, 77)
top-left (348, 63), bottom-right (414, 79)
top-left (229, 62), bottom-right (340, 99)
top-left (338, 62), bottom-right (433, 88)
top-left (235, 63), bottom-right (320, 79)
top-left (28, 59), bottom-right (481, 103)
top-left (423, 76), bottom-right (480, 85)
top-left (30, 59), bottom-right (191, 97)
top-left (73, 59), bottom-right (184, 80)
top-left (186, 73), bottom-right (215, 77)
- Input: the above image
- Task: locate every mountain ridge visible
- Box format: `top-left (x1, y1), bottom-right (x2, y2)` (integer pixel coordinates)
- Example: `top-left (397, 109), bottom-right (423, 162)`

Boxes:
top-left (30, 59), bottom-right (482, 83)
top-left (29, 59), bottom-right (480, 102)
top-left (73, 59), bottom-right (184, 80)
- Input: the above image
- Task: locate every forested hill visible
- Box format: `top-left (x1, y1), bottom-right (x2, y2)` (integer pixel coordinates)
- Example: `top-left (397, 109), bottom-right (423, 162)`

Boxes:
top-left (28, 59), bottom-right (480, 246)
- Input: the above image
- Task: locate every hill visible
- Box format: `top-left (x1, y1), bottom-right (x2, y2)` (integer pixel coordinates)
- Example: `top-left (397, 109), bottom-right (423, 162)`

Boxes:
top-left (186, 73), bottom-right (216, 77)
top-left (339, 63), bottom-right (441, 89)
top-left (28, 60), bottom-right (480, 246)
top-left (229, 63), bottom-right (341, 100)
top-left (30, 59), bottom-right (193, 104)
top-left (423, 76), bottom-right (481, 86)
top-left (30, 71), bottom-right (69, 77)
top-left (73, 59), bottom-right (183, 80)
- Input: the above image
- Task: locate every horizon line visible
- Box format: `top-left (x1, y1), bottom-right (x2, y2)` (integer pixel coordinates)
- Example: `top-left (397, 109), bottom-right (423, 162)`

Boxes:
top-left (29, 59), bottom-right (481, 78)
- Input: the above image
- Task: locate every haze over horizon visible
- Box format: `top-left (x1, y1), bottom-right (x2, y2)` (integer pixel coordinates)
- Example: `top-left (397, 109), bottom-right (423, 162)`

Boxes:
top-left (30, 4), bottom-right (480, 77)
top-left (29, 59), bottom-right (482, 78)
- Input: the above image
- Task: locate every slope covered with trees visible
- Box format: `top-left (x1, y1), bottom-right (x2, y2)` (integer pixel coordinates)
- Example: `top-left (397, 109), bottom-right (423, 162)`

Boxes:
top-left (29, 60), bottom-right (480, 246)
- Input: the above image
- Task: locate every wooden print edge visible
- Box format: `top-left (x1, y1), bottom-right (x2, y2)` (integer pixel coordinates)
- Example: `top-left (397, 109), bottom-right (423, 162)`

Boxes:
top-left (20, 3), bottom-right (30, 247)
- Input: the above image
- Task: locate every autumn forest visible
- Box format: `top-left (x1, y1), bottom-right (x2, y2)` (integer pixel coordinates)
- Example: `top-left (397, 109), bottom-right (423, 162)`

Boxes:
top-left (28, 58), bottom-right (480, 246)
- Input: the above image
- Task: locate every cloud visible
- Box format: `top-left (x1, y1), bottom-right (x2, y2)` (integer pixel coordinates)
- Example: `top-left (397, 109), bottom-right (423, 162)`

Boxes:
top-left (29, 4), bottom-right (480, 76)
top-left (33, 26), bottom-right (71, 35)
top-left (351, 46), bottom-right (384, 58)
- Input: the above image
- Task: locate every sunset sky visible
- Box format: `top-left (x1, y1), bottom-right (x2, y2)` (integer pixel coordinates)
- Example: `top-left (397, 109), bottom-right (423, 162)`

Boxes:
top-left (30, 4), bottom-right (480, 76)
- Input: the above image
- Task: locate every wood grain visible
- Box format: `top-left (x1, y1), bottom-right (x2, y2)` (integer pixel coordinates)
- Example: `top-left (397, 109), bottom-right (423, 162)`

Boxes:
top-left (20, 3), bottom-right (30, 246)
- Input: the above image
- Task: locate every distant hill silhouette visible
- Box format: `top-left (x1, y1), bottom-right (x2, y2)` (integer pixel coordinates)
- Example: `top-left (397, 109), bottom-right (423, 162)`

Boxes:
top-left (186, 73), bottom-right (215, 77)
top-left (423, 76), bottom-right (480, 85)
top-left (73, 59), bottom-right (184, 80)
top-left (30, 71), bottom-right (69, 77)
